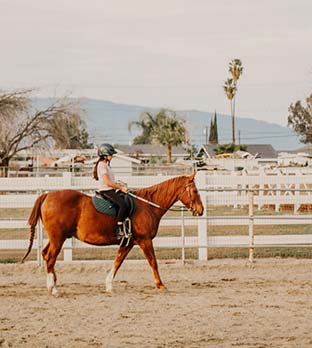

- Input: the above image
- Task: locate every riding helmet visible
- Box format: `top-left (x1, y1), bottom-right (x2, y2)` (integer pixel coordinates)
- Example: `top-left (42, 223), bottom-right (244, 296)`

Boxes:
top-left (97, 143), bottom-right (117, 156)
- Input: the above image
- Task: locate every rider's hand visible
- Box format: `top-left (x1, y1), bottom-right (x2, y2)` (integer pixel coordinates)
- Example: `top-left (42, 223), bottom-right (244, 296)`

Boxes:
top-left (121, 186), bottom-right (128, 193)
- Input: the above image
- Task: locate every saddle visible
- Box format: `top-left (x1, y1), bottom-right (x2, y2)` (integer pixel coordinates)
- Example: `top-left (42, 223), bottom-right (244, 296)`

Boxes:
top-left (92, 191), bottom-right (135, 218)
top-left (92, 192), bottom-right (135, 246)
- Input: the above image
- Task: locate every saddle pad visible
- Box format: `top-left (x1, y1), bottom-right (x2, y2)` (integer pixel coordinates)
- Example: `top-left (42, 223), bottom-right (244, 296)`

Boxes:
top-left (92, 195), bottom-right (117, 216)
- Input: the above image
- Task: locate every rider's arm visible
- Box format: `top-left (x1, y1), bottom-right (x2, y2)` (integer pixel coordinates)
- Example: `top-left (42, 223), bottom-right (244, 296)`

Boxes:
top-left (102, 174), bottom-right (128, 193)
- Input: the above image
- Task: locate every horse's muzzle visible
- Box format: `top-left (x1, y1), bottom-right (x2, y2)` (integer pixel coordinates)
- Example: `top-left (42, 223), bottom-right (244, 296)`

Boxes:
top-left (192, 207), bottom-right (204, 216)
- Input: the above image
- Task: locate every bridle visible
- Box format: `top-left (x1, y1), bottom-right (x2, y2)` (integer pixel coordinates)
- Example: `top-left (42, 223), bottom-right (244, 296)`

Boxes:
top-left (178, 181), bottom-right (198, 215)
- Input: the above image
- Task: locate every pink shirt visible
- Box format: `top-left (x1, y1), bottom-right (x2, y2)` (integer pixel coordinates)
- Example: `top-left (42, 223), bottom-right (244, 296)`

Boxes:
top-left (97, 161), bottom-right (115, 191)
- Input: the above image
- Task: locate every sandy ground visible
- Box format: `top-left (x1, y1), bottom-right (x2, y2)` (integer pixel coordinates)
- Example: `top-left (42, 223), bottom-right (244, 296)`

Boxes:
top-left (0, 258), bottom-right (311, 348)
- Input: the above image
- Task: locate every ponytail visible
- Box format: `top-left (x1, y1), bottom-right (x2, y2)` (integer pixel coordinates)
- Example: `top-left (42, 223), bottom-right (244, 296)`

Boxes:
top-left (93, 156), bottom-right (108, 180)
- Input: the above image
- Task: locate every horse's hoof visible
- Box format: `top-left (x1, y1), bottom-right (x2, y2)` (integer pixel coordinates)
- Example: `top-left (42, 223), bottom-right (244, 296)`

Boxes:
top-left (105, 286), bottom-right (113, 293)
top-left (157, 285), bottom-right (167, 292)
top-left (51, 287), bottom-right (60, 297)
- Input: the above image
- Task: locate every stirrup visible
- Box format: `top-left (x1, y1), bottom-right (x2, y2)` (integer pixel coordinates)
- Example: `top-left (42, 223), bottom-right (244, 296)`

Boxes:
top-left (118, 219), bottom-right (132, 246)
top-left (116, 224), bottom-right (125, 239)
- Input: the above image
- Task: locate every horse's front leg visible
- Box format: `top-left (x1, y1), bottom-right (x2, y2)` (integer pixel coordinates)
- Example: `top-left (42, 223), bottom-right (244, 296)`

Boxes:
top-left (137, 239), bottom-right (166, 290)
top-left (106, 241), bottom-right (134, 292)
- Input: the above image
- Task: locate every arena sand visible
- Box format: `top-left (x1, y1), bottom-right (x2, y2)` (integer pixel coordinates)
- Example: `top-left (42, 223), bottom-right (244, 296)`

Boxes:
top-left (0, 258), bottom-right (311, 348)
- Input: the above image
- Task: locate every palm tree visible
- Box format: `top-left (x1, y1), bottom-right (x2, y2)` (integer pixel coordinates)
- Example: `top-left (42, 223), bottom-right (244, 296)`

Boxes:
top-left (152, 110), bottom-right (188, 163)
top-left (224, 59), bottom-right (243, 144)
top-left (128, 112), bottom-right (156, 144)
top-left (229, 59), bottom-right (243, 82)
top-left (129, 109), bottom-right (188, 163)
top-left (223, 78), bottom-right (237, 143)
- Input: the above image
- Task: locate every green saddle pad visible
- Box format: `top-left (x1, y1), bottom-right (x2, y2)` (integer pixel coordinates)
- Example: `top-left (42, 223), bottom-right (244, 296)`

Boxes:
top-left (92, 195), bottom-right (117, 216)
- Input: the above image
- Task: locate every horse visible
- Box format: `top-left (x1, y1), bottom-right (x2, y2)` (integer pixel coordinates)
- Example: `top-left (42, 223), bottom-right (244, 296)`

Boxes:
top-left (22, 173), bottom-right (204, 295)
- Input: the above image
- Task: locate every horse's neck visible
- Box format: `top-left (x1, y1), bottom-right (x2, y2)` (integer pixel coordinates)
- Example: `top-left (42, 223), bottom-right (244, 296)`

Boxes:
top-left (135, 178), bottom-right (180, 213)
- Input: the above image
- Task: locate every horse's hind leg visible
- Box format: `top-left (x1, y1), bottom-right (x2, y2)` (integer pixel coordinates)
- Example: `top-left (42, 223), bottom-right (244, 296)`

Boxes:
top-left (106, 241), bottom-right (134, 292)
top-left (43, 238), bottom-right (65, 295)
top-left (42, 242), bottom-right (50, 262)
top-left (137, 239), bottom-right (166, 290)
top-left (42, 242), bottom-right (56, 289)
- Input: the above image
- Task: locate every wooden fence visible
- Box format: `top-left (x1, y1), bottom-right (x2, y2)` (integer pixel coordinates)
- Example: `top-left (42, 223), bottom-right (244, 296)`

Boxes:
top-left (0, 171), bottom-right (312, 263)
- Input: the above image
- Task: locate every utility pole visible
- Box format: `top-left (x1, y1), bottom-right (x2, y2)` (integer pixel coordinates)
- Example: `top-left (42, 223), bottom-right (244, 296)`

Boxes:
top-left (205, 126), bottom-right (209, 145)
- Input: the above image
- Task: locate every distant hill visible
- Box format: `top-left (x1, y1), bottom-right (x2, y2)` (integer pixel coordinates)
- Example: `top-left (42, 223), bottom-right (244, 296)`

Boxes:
top-left (33, 98), bottom-right (301, 151)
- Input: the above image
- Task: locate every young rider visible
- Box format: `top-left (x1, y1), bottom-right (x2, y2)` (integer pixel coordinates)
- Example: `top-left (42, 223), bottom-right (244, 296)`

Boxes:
top-left (93, 143), bottom-right (128, 238)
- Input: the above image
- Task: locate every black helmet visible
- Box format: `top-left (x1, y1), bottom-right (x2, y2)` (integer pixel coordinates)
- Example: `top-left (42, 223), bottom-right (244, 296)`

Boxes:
top-left (97, 143), bottom-right (117, 157)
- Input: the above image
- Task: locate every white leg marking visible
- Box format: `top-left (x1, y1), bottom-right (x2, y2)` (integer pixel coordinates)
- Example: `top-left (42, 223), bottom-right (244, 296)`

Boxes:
top-left (51, 287), bottom-right (59, 296)
top-left (105, 267), bottom-right (114, 292)
top-left (47, 273), bottom-right (55, 292)
top-left (47, 273), bottom-right (59, 296)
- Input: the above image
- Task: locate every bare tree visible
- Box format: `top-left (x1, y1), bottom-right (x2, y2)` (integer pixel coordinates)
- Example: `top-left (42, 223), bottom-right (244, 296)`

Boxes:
top-left (0, 89), bottom-right (86, 176)
top-left (48, 109), bottom-right (90, 149)
top-left (0, 89), bottom-right (30, 119)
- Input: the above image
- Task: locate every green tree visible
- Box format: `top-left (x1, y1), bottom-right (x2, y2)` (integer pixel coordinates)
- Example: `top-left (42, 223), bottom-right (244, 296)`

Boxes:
top-left (223, 59), bottom-right (243, 144)
top-left (213, 111), bottom-right (219, 144)
top-left (128, 111), bottom-right (157, 144)
top-left (214, 143), bottom-right (247, 155)
top-left (288, 93), bottom-right (312, 144)
top-left (129, 109), bottom-right (188, 163)
top-left (152, 110), bottom-right (188, 163)
top-left (209, 111), bottom-right (219, 144)
top-left (0, 89), bottom-right (86, 176)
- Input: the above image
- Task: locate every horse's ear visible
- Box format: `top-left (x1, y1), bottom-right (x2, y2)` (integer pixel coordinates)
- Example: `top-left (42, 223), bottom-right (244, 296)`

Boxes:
top-left (188, 172), bottom-right (196, 181)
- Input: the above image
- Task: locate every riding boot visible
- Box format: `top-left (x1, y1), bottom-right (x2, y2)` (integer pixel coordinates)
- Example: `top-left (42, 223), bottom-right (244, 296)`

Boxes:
top-left (116, 223), bottom-right (125, 239)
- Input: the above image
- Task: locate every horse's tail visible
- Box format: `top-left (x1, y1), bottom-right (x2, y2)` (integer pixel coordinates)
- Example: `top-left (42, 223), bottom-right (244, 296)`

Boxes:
top-left (21, 193), bottom-right (48, 263)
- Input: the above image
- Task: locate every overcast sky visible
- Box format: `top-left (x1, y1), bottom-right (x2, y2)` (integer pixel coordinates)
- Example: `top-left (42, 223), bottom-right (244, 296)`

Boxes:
top-left (1, 0), bottom-right (311, 126)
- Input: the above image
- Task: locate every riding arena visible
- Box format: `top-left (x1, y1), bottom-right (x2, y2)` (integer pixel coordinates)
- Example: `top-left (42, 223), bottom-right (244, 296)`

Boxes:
top-left (0, 170), bottom-right (311, 347)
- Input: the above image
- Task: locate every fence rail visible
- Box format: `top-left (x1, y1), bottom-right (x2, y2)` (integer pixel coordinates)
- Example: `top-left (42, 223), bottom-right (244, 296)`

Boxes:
top-left (1, 171), bottom-right (312, 264)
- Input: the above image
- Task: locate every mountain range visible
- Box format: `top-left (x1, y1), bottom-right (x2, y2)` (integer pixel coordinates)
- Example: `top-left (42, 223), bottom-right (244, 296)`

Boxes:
top-left (34, 98), bottom-right (302, 151)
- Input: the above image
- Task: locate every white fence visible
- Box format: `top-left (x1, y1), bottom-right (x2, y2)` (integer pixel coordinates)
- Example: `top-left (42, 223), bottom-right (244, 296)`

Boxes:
top-left (0, 171), bottom-right (312, 263)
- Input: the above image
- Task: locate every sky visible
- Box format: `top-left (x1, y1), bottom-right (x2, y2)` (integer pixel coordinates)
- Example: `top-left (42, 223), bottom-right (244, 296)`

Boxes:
top-left (1, 0), bottom-right (311, 127)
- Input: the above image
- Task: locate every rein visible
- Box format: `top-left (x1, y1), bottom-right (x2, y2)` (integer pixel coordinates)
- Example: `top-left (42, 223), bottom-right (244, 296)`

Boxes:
top-left (128, 192), bottom-right (188, 212)
top-left (128, 182), bottom-right (196, 212)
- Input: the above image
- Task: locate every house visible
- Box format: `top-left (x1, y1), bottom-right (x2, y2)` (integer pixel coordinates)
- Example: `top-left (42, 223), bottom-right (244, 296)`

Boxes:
top-left (116, 144), bottom-right (189, 163)
top-left (110, 154), bottom-right (142, 175)
top-left (19, 149), bottom-right (142, 176)
top-left (195, 144), bottom-right (278, 171)
top-left (196, 144), bottom-right (278, 160)
top-left (289, 145), bottom-right (312, 155)
top-left (82, 153), bottom-right (142, 175)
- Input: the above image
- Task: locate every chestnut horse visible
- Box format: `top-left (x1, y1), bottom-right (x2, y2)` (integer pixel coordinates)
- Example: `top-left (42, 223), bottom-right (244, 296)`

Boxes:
top-left (22, 173), bottom-right (204, 295)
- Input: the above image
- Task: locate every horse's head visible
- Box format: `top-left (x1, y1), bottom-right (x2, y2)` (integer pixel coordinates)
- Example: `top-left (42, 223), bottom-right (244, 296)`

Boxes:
top-left (178, 173), bottom-right (204, 216)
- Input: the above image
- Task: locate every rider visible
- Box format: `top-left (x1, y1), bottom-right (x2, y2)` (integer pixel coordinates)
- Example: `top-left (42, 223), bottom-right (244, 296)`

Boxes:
top-left (93, 143), bottom-right (128, 238)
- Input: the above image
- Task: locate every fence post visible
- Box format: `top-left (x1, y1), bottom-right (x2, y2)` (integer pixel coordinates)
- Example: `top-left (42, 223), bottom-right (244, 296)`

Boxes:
top-left (62, 171), bottom-right (72, 187)
top-left (36, 190), bottom-right (43, 266)
top-left (248, 190), bottom-right (255, 263)
top-left (181, 209), bottom-right (185, 265)
top-left (294, 182), bottom-right (300, 213)
top-left (196, 171), bottom-right (207, 261)
top-left (37, 219), bottom-right (43, 266)
top-left (63, 238), bottom-right (73, 261)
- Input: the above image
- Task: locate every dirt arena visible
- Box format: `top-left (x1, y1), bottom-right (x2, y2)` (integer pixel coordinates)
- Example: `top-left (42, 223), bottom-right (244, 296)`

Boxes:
top-left (0, 258), bottom-right (311, 348)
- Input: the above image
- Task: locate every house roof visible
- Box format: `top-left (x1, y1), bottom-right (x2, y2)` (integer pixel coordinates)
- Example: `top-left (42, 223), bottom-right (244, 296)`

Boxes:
top-left (116, 144), bottom-right (188, 156)
top-left (244, 144), bottom-right (278, 158)
top-left (196, 144), bottom-right (218, 158)
top-left (291, 145), bottom-right (312, 155)
top-left (196, 144), bottom-right (278, 159)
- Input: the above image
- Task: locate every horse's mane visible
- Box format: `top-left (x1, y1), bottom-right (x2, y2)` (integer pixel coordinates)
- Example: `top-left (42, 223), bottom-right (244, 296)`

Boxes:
top-left (133, 176), bottom-right (186, 203)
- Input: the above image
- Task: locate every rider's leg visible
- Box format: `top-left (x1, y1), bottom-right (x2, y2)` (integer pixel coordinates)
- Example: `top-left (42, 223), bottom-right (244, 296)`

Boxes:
top-left (101, 190), bottom-right (127, 237)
